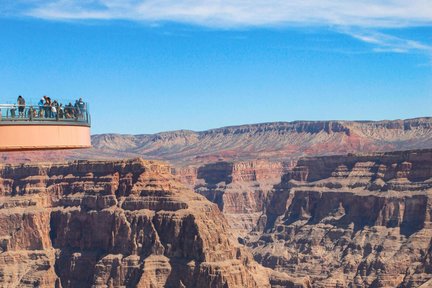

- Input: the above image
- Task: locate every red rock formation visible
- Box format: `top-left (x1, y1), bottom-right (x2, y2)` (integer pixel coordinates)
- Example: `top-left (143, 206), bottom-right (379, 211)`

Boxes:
top-left (85, 118), bottom-right (432, 165)
top-left (247, 149), bottom-right (432, 287)
top-left (173, 160), bottom-right (295, 237)
top-left (0, 159), bottom-right (278, 288)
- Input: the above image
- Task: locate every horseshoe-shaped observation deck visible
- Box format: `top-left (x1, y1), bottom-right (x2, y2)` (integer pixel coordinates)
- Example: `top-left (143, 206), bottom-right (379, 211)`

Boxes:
top-left (0, 102), bottom-right (91, 151)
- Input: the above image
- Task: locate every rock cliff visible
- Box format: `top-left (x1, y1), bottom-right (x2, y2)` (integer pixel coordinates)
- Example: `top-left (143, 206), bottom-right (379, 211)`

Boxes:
top-left (0, 159), bottom-right (275, 288)
top-left (173, 160), bottom-right (295, 237)
top-left (247, 149), bottom-right (432, 287)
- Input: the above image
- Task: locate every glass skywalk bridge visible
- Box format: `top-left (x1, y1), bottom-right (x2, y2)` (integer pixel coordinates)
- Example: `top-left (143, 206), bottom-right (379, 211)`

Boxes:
top-left (0, 102), bottom-right (91, 151)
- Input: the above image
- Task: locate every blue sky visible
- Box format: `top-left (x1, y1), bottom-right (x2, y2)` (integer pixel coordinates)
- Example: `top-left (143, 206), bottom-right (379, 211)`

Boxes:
top-left (0, 1), bottom-right (431, 135)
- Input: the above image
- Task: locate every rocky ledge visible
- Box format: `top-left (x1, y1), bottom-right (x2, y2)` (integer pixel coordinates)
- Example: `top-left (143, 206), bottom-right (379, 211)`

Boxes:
top-left (0, 159), bottom-right (282, 288)
top-left (247, 149), bottom-right (432, 287)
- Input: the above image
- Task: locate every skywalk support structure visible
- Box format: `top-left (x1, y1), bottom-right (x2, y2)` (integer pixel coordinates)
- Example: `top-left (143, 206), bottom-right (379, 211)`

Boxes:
top-left (0, 103), bottom-right (91, 151)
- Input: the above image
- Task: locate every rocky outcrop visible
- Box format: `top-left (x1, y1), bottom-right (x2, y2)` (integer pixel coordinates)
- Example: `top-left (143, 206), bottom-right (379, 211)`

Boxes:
top-left (172, 160), bottom-right (295, 237)
top-left (172, 160), bottom-right (295, 236)
top-left (0, 159), bottom-right (275, 288)
top-left (246, 149), bottom-right (432, 287)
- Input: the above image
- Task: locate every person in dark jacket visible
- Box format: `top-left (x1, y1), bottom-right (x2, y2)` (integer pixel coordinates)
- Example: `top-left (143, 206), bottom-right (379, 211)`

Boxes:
top-left (17, 95), bottom-right (26, 118)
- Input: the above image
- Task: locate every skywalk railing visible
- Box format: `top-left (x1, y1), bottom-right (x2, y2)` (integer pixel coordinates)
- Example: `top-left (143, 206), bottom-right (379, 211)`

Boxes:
top-left (0, 103), bottom-right (91, 126)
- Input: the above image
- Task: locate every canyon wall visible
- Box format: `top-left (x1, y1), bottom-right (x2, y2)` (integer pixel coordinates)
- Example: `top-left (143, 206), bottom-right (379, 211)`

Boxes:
top-left (0, 159), bottom-right (286, 288)
top-left (1, 118), bottom-right (432, 287)
top-left (173, 160), bottom-right (295, 237)
top-left (246, 149), bottom-right (432, 287)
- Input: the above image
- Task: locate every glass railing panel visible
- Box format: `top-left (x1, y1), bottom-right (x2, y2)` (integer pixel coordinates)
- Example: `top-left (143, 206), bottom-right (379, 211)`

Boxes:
top-left (0, 102), bottom-right (90, 125)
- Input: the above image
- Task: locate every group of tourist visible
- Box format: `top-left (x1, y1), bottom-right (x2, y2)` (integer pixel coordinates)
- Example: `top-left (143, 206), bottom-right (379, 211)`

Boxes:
top-left (8, 95), bottom-right (87, 120)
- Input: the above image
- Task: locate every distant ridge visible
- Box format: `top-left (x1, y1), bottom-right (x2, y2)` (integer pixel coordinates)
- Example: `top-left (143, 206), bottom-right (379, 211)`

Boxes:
top-left (87, 117), bottom-right (432, 163)
top-left (2, 117), bottom-right (432, 165)
top-left (94, 117), bottom-right (432, 136)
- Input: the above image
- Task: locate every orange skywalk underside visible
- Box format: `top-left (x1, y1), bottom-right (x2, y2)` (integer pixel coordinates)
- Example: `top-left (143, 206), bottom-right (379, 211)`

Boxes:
top-left (0, 124), bottom-right (91, 151)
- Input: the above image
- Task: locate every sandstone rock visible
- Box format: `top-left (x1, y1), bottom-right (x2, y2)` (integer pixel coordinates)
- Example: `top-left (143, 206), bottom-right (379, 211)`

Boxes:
top-left (177, 160), bottom-right (294, 237)
top-left (247, 149), bottom-right (432, 287)
top-left (0, 159), bottom-right (272, 288)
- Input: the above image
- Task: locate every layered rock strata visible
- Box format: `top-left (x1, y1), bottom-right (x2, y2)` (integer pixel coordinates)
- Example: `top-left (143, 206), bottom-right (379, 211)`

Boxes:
top-left (247, 149), bottom-right (432, 287)
top-left (173, 160), bottom-right (295, 237)
top-left (86, 118), bottom-right (432, 166)
top-left (0, 159), bottom-right (274, 288)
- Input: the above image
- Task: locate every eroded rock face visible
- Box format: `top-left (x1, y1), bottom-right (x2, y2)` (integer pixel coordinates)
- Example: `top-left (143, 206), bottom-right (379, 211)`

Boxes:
top-left (0, 159), bottom-right (273, 288)
top-left (246, 149), bottom-right (432, 287)
top-left (173, 160), bottom-right (295, 237)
